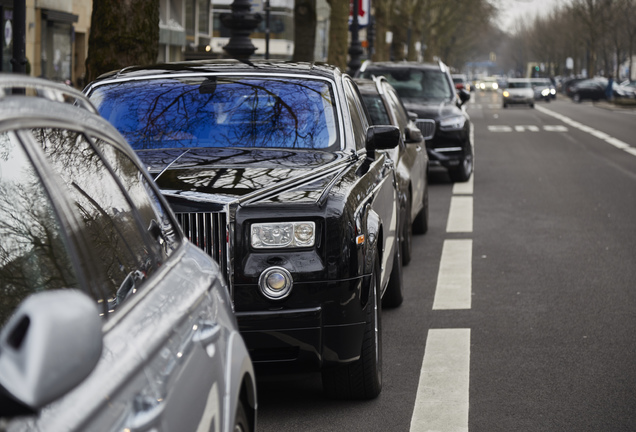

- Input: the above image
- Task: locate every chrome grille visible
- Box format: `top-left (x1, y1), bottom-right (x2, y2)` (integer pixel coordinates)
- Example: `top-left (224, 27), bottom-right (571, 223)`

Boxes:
top-left (415, 119), bottom-right (436, 140)
top-left (175, 212), bottom-right (228, 276)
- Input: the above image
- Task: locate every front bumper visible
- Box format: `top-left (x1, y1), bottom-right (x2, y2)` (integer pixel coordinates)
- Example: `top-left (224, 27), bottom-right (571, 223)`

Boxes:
top-left (426, 128), bottom-right (471, 168)
top-left (234, 275), bottom-right (371, 372)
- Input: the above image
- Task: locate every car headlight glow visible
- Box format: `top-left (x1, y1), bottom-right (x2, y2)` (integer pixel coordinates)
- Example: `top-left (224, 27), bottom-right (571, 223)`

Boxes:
top-left (492, 83), bottom-right (499, 90)
top-left (251, 221), bottom-right (315, 248)
top-left (541, 88), bottom-right (550, 97)
top-left (439, 115), bottom-right (466, 131)
top-left (503, 90), bottom-right (510, 97)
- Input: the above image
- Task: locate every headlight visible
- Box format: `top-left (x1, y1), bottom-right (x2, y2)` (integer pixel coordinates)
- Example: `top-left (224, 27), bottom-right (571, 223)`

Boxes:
top-left (550, 89), bottom-right (556, 95)
top-left (541, 88), bottom-right (550, 97)
top-left (503, 90), bottom-right (510, 97)
top-left (251, 221), bottom-right (315, 248)
top-left (492, 83), bottom-right (499, 90)
top-left (439, 115), bottom-right (466, 131)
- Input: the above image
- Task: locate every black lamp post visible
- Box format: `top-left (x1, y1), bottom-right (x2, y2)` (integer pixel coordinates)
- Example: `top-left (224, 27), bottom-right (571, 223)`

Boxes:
top-left (221, 0), bottom-right (262, 60)
top-left (347, 0), bottom-right (363, 76)
top-left (11, 0), bottom-right (27, 74)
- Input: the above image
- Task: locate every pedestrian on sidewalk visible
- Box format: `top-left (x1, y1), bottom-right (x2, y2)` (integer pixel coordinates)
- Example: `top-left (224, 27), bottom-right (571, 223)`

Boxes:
top-left (605, 74), bottom-right (614, 101)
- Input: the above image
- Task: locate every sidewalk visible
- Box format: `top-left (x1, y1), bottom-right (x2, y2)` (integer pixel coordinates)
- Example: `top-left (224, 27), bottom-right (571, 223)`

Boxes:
top-left (593, 100), bottom-right (636, 111)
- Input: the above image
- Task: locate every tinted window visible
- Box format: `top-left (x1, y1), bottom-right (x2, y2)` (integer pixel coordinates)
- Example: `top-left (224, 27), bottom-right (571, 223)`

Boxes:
top-left (0, 132), bottom-right (78, 325)
top-left (384, 86), bottom-right (409, 132)
top-left (363, 68), bottom-right (453, 101)
top-left (361, 94), bottom-right (391, 126)
top-left (508, 81), bottom-right (532, 89)
top-left (344, 80), bottom-right (369, 150)
top-left (91, 77), bottom-right (339, 151)
top-left (34, 128), bottom-right (161, 315)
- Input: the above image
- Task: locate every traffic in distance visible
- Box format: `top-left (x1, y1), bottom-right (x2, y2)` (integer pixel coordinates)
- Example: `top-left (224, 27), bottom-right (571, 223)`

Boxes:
top-left (1, 58), bottom-right (635, 432)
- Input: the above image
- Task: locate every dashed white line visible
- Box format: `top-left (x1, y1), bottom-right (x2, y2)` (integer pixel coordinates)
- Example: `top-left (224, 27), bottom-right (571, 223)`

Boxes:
top-left (433, 239), bottom-right (473, 310)
top-left (452, 174), bottom-right (474, 195)
top-left (446, 196), bottom-right (473, 233)
top-left (410, 329), bottom-right (471, 432)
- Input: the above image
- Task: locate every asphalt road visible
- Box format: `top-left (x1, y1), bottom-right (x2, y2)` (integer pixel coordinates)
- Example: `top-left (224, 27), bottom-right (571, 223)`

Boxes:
top-left (255, 90), bottom-right (636, 432)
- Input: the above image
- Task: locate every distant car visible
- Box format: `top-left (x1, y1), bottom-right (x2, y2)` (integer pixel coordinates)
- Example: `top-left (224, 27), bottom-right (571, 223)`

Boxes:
top-left (356, 76), bottom-right (435, 265)
top-left (86, 60), bottom-right (403, 400)
top-left (570, 78), bottom-right (635, 102)
top-left (359, 60), bottom-right (473, 182)
top-left (562, 77), bottom-right (587, 97)
top-left (0, 75), bottom-right (256, 432)
top-left (502, 78), bottom-right (535, 108)
top-left (452, 74), bottom-right (472, 92)
top-left (478, 77), bottom-right (499, 91)
top-left (531, 78), bottom-right (556, 101)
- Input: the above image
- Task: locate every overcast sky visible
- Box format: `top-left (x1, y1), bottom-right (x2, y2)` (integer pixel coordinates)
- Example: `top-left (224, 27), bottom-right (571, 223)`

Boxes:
top-left (496, 0), bottom-right (568, 33)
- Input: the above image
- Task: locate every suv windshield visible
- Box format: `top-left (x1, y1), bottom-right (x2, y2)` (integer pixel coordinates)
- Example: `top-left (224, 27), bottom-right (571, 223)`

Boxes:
top-left (90, 77), bottom-right (339, 151)
top-left (362, 68), bottom-right (453, 102)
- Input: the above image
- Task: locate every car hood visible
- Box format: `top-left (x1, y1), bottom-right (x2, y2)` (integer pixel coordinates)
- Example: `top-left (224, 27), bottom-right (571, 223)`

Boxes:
top-left (402, 99), bottom-right (460, 120)
top-left (137, 147), bottom-right (349, 206)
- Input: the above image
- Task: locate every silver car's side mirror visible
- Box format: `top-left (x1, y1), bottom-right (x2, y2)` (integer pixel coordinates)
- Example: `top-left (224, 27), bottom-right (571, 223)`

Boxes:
top-left (0, 290), bottom-right (103, 415)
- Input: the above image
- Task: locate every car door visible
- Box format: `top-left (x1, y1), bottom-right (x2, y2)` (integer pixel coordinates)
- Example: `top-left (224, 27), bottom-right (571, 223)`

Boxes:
top-left (384, 84), bottom-right (426, 216)
top-left (15, 126), bottom-right (229, 432)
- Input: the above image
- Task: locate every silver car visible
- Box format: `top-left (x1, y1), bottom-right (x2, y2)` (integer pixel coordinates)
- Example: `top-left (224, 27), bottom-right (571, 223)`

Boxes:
top-left (502, 78), bottom-right (535, 108)
top-left (0, 76), bottom-right (256, 432)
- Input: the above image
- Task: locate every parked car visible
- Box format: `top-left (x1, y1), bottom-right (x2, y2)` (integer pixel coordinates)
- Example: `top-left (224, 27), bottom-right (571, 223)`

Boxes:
top-left (531, 78), bottom-right (556, 101)
top-left (569, 78), bottom-right (635, 102)
top-left (0, 75), bottom-right (256, 431)
top-left (355, 76), bottom-right (435, 265)
top-left (502, 78), bottom-right (535, 108)
top-left (562, 77), bottom-right (587, 97)
top-left (359, 60), bottom-right (473, 182)
top-left (452, 74), bottom-right (472, 92)
top-left (85, 60), bottom-right (403, 400)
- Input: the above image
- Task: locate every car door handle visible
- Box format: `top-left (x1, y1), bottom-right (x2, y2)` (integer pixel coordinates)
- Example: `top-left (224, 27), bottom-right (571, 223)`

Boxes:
top-left (193, 321), bottom-right (221, 357)
top-left (126, 394), bottom-right (165, 432)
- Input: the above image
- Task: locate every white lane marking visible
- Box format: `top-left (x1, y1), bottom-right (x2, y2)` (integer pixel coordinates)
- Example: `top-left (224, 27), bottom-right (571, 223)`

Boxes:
top-left (514, 125), bottom-right (540, 132)
top-left (446, 196), bottom-right (473, 233)
top-left (410, 329), bottom-right (471, 432)
top-left (534, 104), bottom-right (634, 156)
top-left (453, 174), bottom-right (473, 195)
top-left (433, 239), bottom-right (472, 310)
top-left (544, 125), bottom-right (568, 132)
top-left (488, 125), bottom-right (512, 132)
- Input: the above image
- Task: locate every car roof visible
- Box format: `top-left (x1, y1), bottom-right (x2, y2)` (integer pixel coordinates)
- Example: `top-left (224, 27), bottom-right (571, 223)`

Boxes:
top-left (0, 74), bottom-right (135, 158)
top-left (361, 61), bottom-right (444, 72)
top-left (90, 59), bottom-right (343, 85)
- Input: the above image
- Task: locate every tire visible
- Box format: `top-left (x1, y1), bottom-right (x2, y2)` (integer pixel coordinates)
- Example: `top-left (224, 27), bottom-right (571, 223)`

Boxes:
top-left (529, 103), bottom-right (534, 108)
top-left (401, 197), bottom-right (412, 265)
top-left (383, 242), bottom-right (404, 308)
top-left (503, 103), bottom-right (508, 108)
top-left (322, 254), bottom-right (382, 400)
top-left (233, 400), bottom-right (250, 432)
top-left (448, 149), bottom-right (473, 183)
top-left (412, 182), bottom-right (429, 235)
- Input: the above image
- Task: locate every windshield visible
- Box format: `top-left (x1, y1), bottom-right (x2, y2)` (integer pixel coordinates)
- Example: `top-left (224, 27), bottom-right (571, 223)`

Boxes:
top-left (508, 81), bottom-right (532, 89)
top-left (90, 77), bottom-right (339, 151)
top-left (362, 68), bottom-right (453, 102)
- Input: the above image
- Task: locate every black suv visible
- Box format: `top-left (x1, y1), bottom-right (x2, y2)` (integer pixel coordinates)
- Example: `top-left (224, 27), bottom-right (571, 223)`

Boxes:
top-left (359, 61), bottom-right (473, 182)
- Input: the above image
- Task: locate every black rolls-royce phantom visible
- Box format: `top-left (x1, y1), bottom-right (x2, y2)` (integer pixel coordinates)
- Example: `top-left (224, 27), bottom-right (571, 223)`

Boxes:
top-left (85, 60), bottom-right (403, 400)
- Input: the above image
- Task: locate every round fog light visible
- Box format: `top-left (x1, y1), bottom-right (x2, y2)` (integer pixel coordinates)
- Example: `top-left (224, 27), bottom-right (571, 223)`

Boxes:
top-left (259, 267), bottom-right (293, 300)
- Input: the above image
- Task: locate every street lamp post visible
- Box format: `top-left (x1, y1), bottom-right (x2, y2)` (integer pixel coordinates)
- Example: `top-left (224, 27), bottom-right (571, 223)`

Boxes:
top-left (348, 0), bottom-right (363, 76)
top-left (11, 0), bottom-right (27, 74)
top-left (221, 0), bottom-right (262, 60)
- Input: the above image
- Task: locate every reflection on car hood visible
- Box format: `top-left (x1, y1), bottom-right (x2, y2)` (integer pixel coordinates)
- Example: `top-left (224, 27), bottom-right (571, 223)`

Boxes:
top-left (137, 147), bottom-right (348, 205)
top-left (402, 99), bottom-right (460, 120)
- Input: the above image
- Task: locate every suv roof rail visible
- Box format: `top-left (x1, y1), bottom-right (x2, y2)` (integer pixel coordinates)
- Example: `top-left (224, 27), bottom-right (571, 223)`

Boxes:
top-left (0, 74), bottom-right (98, 114)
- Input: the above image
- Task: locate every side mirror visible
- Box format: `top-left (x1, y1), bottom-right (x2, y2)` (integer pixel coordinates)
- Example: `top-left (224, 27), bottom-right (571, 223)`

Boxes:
top-left (0, 290), bottom-right (102, 416)
top-left (405, 124), bottom-right (423, 143)
top-left (365, 125), bottom-right (400, 157)
top-left (458, 89), bottom-right (471, 106)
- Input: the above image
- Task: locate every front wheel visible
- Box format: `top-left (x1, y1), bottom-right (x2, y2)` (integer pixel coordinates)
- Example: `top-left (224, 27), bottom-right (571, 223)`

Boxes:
top-left (448, 152), bottom-right (473, 183)
top-left (322, 254), bottom-right (382, 400)
top-left (233, 400), bottom-right (251, 432)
